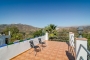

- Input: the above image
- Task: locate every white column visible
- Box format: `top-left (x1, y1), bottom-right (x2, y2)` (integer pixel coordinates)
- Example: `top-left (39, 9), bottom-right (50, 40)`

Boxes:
top-left (75, 38), bottom-right (87, 60)
top-left (45, 32), bottom-right (48, 40)
top-left (69, 32), bottom-right (74, 47)
top-left (8, 31), bottom-right (10, 35)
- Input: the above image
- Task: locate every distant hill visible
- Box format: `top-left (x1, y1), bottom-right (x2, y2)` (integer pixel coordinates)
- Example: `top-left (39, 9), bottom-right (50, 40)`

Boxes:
top-left (0, 24), bottom-right (90, 34)
top-left (57, 25), bottom-right (90, 33)
top-left (0, 24), bottom-right (40, 34)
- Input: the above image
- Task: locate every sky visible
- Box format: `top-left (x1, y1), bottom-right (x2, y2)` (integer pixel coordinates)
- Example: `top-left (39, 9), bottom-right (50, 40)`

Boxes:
top-left (0, 0), bottom-right (90, 28)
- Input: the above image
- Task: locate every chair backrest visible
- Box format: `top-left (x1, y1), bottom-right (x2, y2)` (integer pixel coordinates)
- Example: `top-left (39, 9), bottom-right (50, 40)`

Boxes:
top-left (29, 40), bottom-right (34, 48)
top-left (38, 38), bottom-right (42, 44)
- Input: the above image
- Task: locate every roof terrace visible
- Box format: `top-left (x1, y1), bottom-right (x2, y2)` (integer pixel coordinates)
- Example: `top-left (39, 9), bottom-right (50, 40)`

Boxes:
top-left (11, 41), bottom-right (75, 60)
top-left (0, 32), bottom-right (89, 60)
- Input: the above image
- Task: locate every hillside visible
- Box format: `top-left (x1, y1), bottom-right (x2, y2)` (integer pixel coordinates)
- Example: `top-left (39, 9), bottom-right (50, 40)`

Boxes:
top-left (0, 24), bottom-right (90, 34)
top-left (0, 24), bottom-right (40, 34)
top-left (57, 25), bottom-right (90, 33)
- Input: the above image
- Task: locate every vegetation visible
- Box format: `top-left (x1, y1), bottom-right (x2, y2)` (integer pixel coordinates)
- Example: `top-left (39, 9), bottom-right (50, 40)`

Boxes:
top-left (43, 24), bottom-right (69, 42)
top-left (32, 29), bottom-right (45, 38)
top-left (0, 24), bottom-right (90, 46)
top-left (44, 24), bottom-right (57, 40)
top-left (82, 33), bottom-right (90, 50)
top-left (3, 26), bottom-right (24, 42)
top-left (0, 24), bottom-right (40, 39)
top-left (2, 26), bottom-right (45, 43)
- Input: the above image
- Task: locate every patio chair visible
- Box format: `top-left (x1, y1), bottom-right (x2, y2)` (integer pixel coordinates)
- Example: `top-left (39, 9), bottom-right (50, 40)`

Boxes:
top-left (38, 38), bottom-right (46, 49)
top-left (29, 40), bottom-right (41, 56)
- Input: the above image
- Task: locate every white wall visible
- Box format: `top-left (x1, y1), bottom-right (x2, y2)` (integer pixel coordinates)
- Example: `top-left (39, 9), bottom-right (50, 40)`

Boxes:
top-left (0, 35), bottom-right (45, 60)
top-left (45, 32), bottom-right (48, 40)
top-left (75, 39), bottom-right (87, 60)
top-left (0, 36), bottom-right (5, 46)
top-left (0, 35), bottom-right (10, 46)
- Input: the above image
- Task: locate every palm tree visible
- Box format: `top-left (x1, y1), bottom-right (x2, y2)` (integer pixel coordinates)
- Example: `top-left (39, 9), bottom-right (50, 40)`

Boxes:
top-left (45, 24), bottom-right (56, 32)
top-left (44, 24), bottom-right (57, 40)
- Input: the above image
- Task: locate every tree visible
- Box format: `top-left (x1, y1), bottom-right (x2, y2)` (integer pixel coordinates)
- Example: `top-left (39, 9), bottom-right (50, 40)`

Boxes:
top-left (3, 26), bottom-right (24, 42)
top-left (82, 33), bottom-right (90, 50)
top-left (44, 24), bottom-right (57, 40)
top-left (45, 24), bottom-right (56, 33)
top-left (32, 29), bottom-right (45, 38)
top-left (3, 26), bottom-right (19, 35)
top-left (16, 33), bottom-right (23, 40)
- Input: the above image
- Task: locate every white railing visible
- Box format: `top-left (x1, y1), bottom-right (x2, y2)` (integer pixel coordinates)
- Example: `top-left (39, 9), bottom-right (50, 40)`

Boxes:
top-left (69, 32), bottom-right (75, 57)
top-left (75, 38), bottom-right (87, 60)
top-left (78, 44), bottom-right (90, 60)
top-left (69, 32), bottom-right (89, 60)
top-left (69, 32), bottom-right (74, 47)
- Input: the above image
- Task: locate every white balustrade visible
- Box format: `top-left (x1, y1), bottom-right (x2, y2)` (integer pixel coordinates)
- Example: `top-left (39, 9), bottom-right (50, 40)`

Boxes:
top-left (69, 32), bottom-right (74, 47)
top-left (75, 38), bottom-right (87, 60)
top-left (45, 32), bottom-right (48, 40)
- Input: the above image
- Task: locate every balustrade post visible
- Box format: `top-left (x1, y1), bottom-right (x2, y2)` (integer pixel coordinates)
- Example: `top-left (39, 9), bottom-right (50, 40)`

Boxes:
top-left (75, 38), bottom-right (87, 60)
top-left (69, 32), bottom-right (75, 57)
top-left (45, 32), bottom-right (48, 40)
top-left (69, 32), bottom-right (74, 47)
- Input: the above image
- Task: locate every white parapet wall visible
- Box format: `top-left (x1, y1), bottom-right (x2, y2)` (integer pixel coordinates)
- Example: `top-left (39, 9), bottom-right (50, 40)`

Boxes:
top-left (75, 38), bottom-right (87, 60)
top-left (0, 35), bottom-right (45, 60)
top-left (69, 32), bottom-right (74, 47)
top-left (0, 35), bottom-right (6, 46)
top-left (45, 32), bottom-right (48, 40)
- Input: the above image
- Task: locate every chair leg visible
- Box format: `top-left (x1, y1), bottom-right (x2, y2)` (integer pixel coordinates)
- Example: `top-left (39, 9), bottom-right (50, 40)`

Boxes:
top-left (40, 44), bottom-right (42, 50)
top-left (34, 48), bottom-right (37, 56)
top-left (45, 43), bottom-right (47, 46)
top-left (42, 44), bottom-right (43, 50)
top-left (35, 51), bottom-right (37, 56)
top-left (29, 49), bottom-right (34, 54)
top-left (39, 46), bottom-right (41, 51)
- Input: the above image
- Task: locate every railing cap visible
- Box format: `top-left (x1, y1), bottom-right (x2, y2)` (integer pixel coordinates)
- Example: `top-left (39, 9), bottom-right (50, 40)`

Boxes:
top-left (76, 38), bottom-right (87, 41)
top-left (69, 32), bottom-right (74, 34)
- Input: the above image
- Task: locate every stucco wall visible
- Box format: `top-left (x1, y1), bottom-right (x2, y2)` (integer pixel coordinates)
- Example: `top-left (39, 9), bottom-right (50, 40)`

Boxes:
top-left (0, 36), bottom-right (5, 46)
top-left (0, 35), bottom-right (45, 60)
top-left (0, 35), bottom-right (10, 46)
top-left (76, 40), bottom-right (87, 60)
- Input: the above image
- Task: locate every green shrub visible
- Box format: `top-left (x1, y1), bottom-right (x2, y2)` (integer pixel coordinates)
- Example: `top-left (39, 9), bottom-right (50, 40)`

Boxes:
top-left (27, 38), bottom-right (30, 40)
top-left (8, 42), bottom-right (13, 45)
top-left (19, 40), bottom-right (23, 42)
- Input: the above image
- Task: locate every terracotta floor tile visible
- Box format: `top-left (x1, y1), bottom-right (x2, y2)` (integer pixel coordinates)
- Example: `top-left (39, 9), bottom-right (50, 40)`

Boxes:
top-left (11, 41), bottom-right (75, 60)
top-left (56, 57), bottom-right (63, 60)
top-left (49, 56), bottom-right (56, 60)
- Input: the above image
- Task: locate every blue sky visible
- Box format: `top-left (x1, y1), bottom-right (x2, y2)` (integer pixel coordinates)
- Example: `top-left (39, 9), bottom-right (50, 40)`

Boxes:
top-left (0, 0), bottom-right (90, 28)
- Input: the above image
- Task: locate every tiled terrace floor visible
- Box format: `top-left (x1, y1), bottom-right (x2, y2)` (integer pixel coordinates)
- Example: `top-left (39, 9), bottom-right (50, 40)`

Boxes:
top-left (11, 41), bottom-right (75, 60)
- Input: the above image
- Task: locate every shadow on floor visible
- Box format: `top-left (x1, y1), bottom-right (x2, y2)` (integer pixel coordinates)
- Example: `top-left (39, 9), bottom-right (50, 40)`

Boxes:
top-left (35, 48), bottom-right (41, 52)
top-left (66, 41), bottom-right (69, 45)
top-left (66, 51), bottom-right (75, 60)
top-left (41, 45), bottom-right (46, 47)
top-left (29, 48), bottom-right (41, 54)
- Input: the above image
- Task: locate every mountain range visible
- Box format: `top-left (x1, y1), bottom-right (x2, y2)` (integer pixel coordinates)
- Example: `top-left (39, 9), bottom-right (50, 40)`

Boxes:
top-left (0, 24), bottom-right (90, 34)
top-left (0, 24), bottom-right (40, 34)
